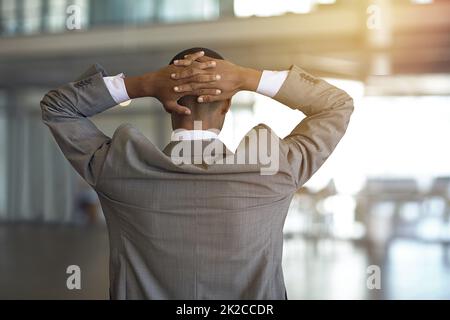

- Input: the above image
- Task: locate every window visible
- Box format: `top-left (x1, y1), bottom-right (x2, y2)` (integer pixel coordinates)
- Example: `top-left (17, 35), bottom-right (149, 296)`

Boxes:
top-left (46, 0), bottom-right (68, 32)
top-left (23, 0), bottom-right (42, 34)
top-left (46, 0), bottom-right (88, 33)
top-left (158, 0), bottom-right (219, 23)
top-left (124, 0), bottom-right (155, 25)
top-left (1, 0), bottom-right (18, 35)
top-left (233, 0), bottom-right (336, 17)
top-left (0, 92), bottom-right (6, 218)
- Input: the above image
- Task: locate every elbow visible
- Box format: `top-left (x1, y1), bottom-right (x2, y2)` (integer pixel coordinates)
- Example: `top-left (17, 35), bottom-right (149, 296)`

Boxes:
top-left (343, 96), bottom-right (355, 128)
top-left (40, 90), bottom-right (58, 122)
top-left (40, 95), bottom-right (49, 121)
top-left (40, 93), bottom-right (50, 121)
top-left (340, 89), bottom-right (354, 115)
top-left (344, 97), bottom-right (355, 124)
top-left (336, 90), bottom-right (355, 125)
top-left (40, 93), bottom-right (50, 110)
top-left (347, 96), bottom-right (355, 114)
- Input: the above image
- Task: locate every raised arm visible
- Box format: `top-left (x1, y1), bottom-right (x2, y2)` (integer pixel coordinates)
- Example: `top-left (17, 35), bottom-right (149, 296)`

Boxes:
top-left (40, 52), bottom-right (221, 187)
top-left (40, 64), bottom-right (118, 187)
top-left (272, 65), bottom-right (354, 187)
top-left (171, 60), bottom-right (354, 188)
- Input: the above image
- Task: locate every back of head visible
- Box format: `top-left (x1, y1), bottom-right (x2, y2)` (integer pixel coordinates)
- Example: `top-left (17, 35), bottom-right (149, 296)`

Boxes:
top-left (169, 47), bottom-right (224, 66)
top-left (169, 47), bottom-right (229, 130)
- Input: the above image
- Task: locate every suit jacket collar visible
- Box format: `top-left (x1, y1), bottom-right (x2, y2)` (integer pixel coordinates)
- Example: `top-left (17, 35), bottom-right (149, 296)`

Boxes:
top-left (162, 138), bottom-right (233, 161)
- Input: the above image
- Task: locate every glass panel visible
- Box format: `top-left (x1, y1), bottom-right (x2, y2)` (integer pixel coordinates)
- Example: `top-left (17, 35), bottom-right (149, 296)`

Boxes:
top-left (1, 0), bottom-right (18, 35)
top-left (70, 0), bottom-right (89, 30)
top-left (22, 0), bottom-right (42, 34)
top-left (90, 0), bottom-right (125, 26)
top-left (158, 0), bottom-right (219, 23)
top-left (45, 0), bottom-right (89, 33)
top-left (124, 0), bottom-right (155, 25)
top-left (46, 0), bottom-right (67, 32)
top-left (234, 0), bottom-right (320, 17)
top-left (107, 0), bottom-right (126, 24)
top-left (0, 92), bottom-right (6, 218)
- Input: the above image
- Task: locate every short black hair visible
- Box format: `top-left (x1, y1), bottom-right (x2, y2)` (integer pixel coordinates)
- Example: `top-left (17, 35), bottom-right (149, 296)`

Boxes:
top-left (169, 47), bottom-right (224, 65)
top-left (169, 48), bottom-right (226, 119)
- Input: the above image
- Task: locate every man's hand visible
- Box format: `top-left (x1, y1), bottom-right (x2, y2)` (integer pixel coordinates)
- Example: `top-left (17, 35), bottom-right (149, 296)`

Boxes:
top-left (171, 57), bottom-right (262, 103)
top-left (124, 51), bottom-right (222, 115)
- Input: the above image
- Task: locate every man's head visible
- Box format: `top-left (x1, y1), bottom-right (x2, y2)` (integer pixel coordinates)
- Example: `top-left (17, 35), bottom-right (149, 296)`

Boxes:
top-left (169, 47), bottom-right (231, 131)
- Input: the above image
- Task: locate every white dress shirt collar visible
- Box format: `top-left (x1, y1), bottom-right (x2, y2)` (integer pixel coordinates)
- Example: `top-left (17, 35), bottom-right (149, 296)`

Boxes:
top-left (171, 129), bottom-right (220, 141)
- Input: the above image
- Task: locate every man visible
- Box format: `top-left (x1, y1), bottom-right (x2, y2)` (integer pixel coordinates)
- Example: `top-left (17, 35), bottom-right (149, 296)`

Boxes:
top-left (41, 47), bottom-right (353, 299)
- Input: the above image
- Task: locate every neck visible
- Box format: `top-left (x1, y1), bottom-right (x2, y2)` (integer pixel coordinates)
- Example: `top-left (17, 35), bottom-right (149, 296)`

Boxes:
top-left (173, 119), bottom-right (221, 131)
top-left (174, 125), bottom-right (219, 131)
top-left (171, 128), bottom-right (220, 142)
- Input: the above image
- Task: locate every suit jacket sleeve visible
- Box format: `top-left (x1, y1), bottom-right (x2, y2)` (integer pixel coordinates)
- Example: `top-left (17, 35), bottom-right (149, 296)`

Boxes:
top-left (40, 64), bottom-right (118, 187)
top-left (273, 65), bottom-right (354, 188)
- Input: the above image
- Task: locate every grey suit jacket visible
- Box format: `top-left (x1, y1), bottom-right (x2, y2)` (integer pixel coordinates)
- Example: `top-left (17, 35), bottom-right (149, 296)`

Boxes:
top-left (40, 64), bottom-right (353, 300)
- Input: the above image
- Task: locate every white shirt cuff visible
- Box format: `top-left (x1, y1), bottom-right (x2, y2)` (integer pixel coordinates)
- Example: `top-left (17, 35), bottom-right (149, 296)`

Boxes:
top-left (256, 70), bottom-right (289, 98)
top-left (103, 73), bottom-right (131, 104)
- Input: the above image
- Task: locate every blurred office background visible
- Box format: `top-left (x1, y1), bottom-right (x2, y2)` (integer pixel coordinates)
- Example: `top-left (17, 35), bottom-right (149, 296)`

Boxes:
top-left (0, 0), bottom-right (450, 299)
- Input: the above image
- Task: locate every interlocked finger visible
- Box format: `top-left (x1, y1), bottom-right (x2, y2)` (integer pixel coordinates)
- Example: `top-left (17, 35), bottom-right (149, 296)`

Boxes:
top-left (190, 88), bottom-right (222, 96)
top-left (172, 51), bottom-right (205, 66)
top-left (171, 61), bottom-right (217, 79)
top-left (197, 94), bottom-right (228, 103)
top-left (164, 100), bottom-right (191, 115)
top-left (174, 81), bottom-right (219, 93)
